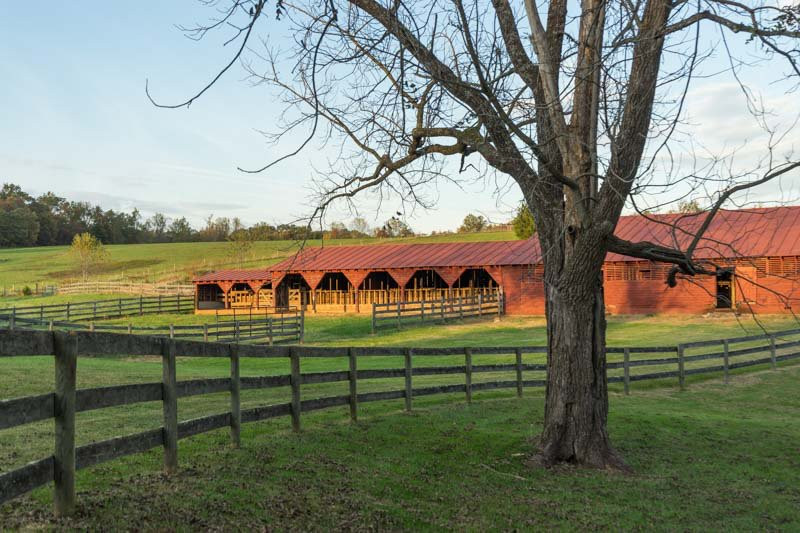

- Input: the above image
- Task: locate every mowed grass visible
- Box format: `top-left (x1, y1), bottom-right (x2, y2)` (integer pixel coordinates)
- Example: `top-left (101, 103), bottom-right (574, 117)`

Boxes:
top-left (0, 363), bottom-right (798, 530)
top-left (93, 310), bottom-right (800, 347)
top-left (0, 230), bottom-right (516, 286)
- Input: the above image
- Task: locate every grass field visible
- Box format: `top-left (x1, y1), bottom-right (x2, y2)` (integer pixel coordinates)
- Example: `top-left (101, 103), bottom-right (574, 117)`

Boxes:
top-left (0, 230), bottom-right (516, 287)
top-left (1, 360), bottom-right (798, 530)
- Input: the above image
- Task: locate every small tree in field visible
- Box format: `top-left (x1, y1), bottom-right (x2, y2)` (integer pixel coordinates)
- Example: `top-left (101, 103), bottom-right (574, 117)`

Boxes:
top-left (228, 219), bottom-right (254, 268)
top-left (459, 213), bottom-right (487, 233)
top-left (512, 204), bottom-right (536, 239)
top-left (69, 233), bottom-right (108, 281)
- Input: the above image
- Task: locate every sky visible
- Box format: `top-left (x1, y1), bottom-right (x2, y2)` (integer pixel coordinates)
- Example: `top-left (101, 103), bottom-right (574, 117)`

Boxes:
top-left (1, 3), bottom-right (798, 233)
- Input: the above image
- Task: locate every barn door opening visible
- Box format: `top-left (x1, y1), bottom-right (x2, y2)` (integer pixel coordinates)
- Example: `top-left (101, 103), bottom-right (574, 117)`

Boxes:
top-left (716, 268), bottom-right (734, 309)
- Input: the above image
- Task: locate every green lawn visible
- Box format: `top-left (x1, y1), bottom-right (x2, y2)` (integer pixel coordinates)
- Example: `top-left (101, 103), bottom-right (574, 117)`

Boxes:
top-left (1, 363), bottom-right (798, 530)
top-left (89, 310), bottom-right (800, 348)
top-left (0, 230), bottom-right (516, 287)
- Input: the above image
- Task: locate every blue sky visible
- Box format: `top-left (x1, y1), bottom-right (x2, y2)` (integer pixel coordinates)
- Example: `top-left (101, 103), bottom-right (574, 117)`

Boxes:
top-left (2, 3), bottom-right (798, 232)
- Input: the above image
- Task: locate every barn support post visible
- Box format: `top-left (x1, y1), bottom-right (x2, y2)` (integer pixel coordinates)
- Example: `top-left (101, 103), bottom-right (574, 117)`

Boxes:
top-left (53, 331), bottom-right (77, 517)
top-left (396, 301), bottom-right (401, 329)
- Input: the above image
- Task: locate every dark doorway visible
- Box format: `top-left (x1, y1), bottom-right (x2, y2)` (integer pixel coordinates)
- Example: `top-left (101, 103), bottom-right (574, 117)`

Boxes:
top-left (716, 269), bottom-right (734, 309)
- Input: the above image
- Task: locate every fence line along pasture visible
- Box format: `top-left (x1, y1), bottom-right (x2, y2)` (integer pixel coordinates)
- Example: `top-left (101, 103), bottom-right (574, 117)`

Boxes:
top-left (0, 310), bottom-right (303, 345)
top-left (1, 295), bottom-right (194, 323)
top-left (54, 281), bottom-right (195, 297)
top-left (2, 327), bottom-right (800, 515)
top-left (371, 292), bottom-right (504, 333)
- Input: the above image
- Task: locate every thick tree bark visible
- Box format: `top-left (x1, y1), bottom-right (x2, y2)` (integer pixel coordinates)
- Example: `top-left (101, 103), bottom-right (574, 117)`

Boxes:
top-left (538, 269), bottom-right (628, 470)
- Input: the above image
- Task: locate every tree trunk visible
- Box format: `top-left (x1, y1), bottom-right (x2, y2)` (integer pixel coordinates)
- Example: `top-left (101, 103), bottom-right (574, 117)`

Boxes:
top-left (538, 274), bottom-right (628, 470)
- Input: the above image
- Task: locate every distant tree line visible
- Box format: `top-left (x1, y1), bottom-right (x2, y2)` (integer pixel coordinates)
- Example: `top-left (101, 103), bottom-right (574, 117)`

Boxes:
top-left (0, 183), bottom-right (422, 248)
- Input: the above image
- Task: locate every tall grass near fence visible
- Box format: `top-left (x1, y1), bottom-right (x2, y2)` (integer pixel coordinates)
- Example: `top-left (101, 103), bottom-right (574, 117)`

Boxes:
top-left (2, 326), bottom-right (800, 516)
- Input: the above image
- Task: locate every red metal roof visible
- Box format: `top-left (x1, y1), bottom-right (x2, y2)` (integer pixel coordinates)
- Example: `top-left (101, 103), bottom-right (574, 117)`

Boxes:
top-left (193, 269), bottom-right (272, 283)
top-left (269, 239), bottom-right (536, 272)
top-left (607, 206), bottom-right (800, 262)
top-left (196, 207), bottom-right (800, 282)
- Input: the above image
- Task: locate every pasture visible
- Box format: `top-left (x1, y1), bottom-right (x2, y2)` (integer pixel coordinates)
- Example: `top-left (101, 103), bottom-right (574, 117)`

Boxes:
top-left (0, 230), bottom-right (515, 287)
top-left (0, 358), bottom-right (798, 530)
top-left (2, 307), bottom-right (799, 529)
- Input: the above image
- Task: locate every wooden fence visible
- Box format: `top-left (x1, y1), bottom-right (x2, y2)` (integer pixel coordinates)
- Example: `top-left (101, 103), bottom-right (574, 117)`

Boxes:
top-left (0, 284), bottom-right (57, 298)
top-left (0, 311), bottom-right (303, 345)
top-left (2, 327), bottom-right (800, 515)
top-left (1, 295), bottom-right (194, 323)
top-left (372, 292), bottom-right (503, 332)
top-left (56, 281), bottom-right (194, 296)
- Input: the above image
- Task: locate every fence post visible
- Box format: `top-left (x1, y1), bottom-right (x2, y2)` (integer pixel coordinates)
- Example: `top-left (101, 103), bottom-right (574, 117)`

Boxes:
top-left (66, 302), bottom-right (70, 321)
top-left (769, 334), bottom-right (777, 369)
top-left (139, 296), bottom-right (143, 316)
top-left (623, 348), bottom-right (631, 396)
top-left (723, 339), bottom-right (730, 384)
top-left (40, 305), bottom-right (44, 321)
top-left (169, 324), bottom-right (175, 339)
top-left (9, 307), bottom-right (15, 330)
top-left (161, 338), bottom-right (178, 475)
top-left (464, 347), bottom-right (472, 404)
top-left (128, 323), bottom-right (132, 335)
top-left (290, 347), bottom-right (301, 432)
top-left (89, 321), bottom-right (95, 332)
top-left (203, 323), bottom-right (209, 343)
top-left (53, 331), bottom-right (77, 517)
top-left (348, 348), bottom-right (358, 422)
top-left (93, 301), bottom-right (97, 320)
top-left (177, 294), bottom-right (181, 312)
top-left (515, 348), bottom-right (523, 397)
top-left (49, 320), bottom-right (54, 332)
top-left (268, 317), bottom-right (274, 346)
top-left (158, 295), bottom-right (162, 313)
top-left (371, 304), bottom-right (377, 334)
top-left (396, 301), bottom-right (401, 329)
top-left (229, 344), bottom-right (241, 448)
top-left (118, 298), bottom-right (122, 317)
top-left (404, 348), bottom-right (413, 412)
top-left (235, 321), bottom-right (240, 344)
top-left (299, 309), bottom-right (305, 344)
top-left (677, 344), bottom-right (685, 391)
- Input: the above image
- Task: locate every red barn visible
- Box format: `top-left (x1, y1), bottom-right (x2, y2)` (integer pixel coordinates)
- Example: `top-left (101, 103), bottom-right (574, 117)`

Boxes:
top-left (194, 207), bottom-right (800, 315)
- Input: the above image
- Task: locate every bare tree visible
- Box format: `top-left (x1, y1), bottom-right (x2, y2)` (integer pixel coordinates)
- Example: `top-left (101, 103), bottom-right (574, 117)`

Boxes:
top-left (149, 0), bottom-right (800, 469)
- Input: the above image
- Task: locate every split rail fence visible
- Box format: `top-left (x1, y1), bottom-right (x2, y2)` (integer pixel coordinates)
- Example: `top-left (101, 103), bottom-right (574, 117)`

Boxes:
top-left (56, 281), bottom-right (194, 296)
top-left (1, 295), bottom-right (194, 323)
top-left (0, 311), bottom-right (303, 345)
top-left (2, 327), bottom-right (800, 515)
top-left (372, 292), bottom-right (503, 333)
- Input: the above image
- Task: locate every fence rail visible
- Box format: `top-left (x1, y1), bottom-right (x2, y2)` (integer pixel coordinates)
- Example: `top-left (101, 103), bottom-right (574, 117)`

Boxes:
top-left (56, 281), bottom-right (194, 296)
top-left (2, 326), bottom-right (800, 515)
top-left (0, 311), bottom-right (303, 345)
top-left (371, 292), bottom-right (503, 332)
top-left (1, 295), bottom-right (194, 323)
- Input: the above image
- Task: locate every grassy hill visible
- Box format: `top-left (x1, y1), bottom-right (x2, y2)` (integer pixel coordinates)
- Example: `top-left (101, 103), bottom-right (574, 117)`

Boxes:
top-left (0, 230), bottom-right (516, 287)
